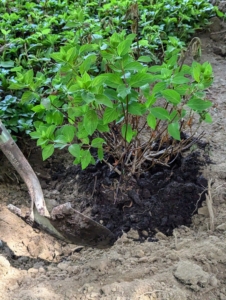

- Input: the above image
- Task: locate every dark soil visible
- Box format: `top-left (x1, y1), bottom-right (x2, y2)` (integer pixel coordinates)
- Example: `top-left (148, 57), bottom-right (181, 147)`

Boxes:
top-left (49, 150), bottom-right (209, 242)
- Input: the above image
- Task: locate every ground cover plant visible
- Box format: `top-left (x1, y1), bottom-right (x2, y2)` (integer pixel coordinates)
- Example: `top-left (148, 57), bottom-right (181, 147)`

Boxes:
top-left (0, 0), bottom-right (223, 172)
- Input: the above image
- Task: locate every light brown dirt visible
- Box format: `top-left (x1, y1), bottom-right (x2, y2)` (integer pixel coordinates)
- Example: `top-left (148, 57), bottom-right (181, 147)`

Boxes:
top-left (1, 30), bottom-right (226, 300)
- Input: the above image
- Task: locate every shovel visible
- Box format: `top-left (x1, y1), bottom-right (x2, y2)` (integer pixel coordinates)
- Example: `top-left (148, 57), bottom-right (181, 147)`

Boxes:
top-left (0, 121), bottom-right (115, 249)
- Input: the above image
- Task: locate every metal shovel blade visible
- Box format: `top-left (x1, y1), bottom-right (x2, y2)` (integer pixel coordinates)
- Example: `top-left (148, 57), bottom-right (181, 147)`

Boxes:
top-left (34, 202), bottom-right (116, 249)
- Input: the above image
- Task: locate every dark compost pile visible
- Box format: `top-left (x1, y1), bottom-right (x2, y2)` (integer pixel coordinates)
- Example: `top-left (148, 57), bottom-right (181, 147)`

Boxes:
top-left (50, 150), bottom-right (209, 242)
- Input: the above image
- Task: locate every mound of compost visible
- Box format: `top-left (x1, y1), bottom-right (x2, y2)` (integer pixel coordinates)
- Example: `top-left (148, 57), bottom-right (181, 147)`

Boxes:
top-left (50, 150), bottom-right (209, 242)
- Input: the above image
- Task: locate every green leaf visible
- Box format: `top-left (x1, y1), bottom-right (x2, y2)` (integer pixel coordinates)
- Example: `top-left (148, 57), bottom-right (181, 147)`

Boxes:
top-left (46, 125), bottom-right (56, 138)
top-left (81, 150), bottom-right (92, 169)
top-left (187, 97), bottom-right (212, 111)
top-left (101, 51), bottom-right (115, 60)
top-left (41, 98), bottom-right (51, 109)
top-left (149, 66), bottom-right (162, 73)
top-left (215, 7), bottom-right (224, 17)
top-left (204, 113), bottom-right (212, 123)
top-left (202, 62), bottom-right (212, 77)
top-left (138, 56), bottom-right (152, 63)
top-left (68, 144), bottom-right (81, 157)
top-left (81, 91), bottom-right (95, 104)
top-left (98, 148), bottom-right (104, 160)
top-left (21, 91), bottom-right (36, 103)
top-left (117, 39), bottom-right (133, 56)
top-left (202, 78), bottom-right (213, 89)
top-left (168, 122), bottom-right (181, 140)
top-left (24, 69), bottom-right (34, 85)
top-left (91, 138), bottom-right (105, 148)
top-left (51, 52), bottom-right (65, 63)
top-left (191, 61), bottom-right (201, 83)
top-left (42, 144), bottom-right (54, 160)
top-left (37, 138), bottom-right (47, 146)
top-left (166, 54), bottom-right (179, 68)
top-left (121, 124), bottom-right (133, 143)
top-left (97, 120), bottom-right (109, 132)
top-left (180, 64), bottom-right (191, 76)
top-left (152, 82), bottom-right (167, 94)
top-left (77, 122), bottom-right (89, 139)
top-left (95, 94), bottom-right (113, 108)
top-left (117, 85), bottom-right (131, 98)
top-left (9, 82), bottom-right (27, 90)
top-left (1, 29), bottom-right (10, 35)
top-left (84, 110), bottom-right (98, 135)
top-left (54, 135), bottom-right (68, 144)
top-left (124, 62), bottom-right (144, 71)
top-left (175, 84), bottom-right (191, 95)
top-left (61, 125), bottom-right (76, 142)
top-left (171, 75), bottom-right (190, 84)
top-left (79, 44), bottom-right (98, 54)
top-left (41, 28), bottom-right (51, 35)
top-left (81, 137), bottom-right (89, 144)
top-left (146, 95), bottom-right (156, 108)
top-left (81, 72), bottom-right (91, 83)
top-left (30, 131), bottom-right (41, 139)
top-left (66, 47), bottom-right (78, 62)
top-left (92, 74), bottom-right (107, 87)
top-left (147, 113), bottom-right (156, 129)
top-left (10, 66), bottom-right (22, 72)
top-left (151, 107), bottom-right (170, 120)
top-left (52, 111), bottom-right (64, 125)
top-left (103, 107), bottom-right (119, 124)
top-left (0, 61), bottom-right (14, 68)
top-left (32, 104), bottom-right (45, 113)
top-left (79, 55), bottom-right (96, 74)
top-left (68, 84), bottom-right (80, 94)
top-left (169, 110), bottom-right (180, 122)
top-left (161, 68), bottom-right (173, 78)
top-left (161, 89), bottom-right (181, 105)
top-left (104, 88), bottom-right (118, 99)
top-left (105, 74), bottom-right (123, 88)
top-left (92, 73), bottom-right (123, 89)
top-left (128, 73), bottom-right (154, 88)
top-left (128, 102), bottom-right (145, 116)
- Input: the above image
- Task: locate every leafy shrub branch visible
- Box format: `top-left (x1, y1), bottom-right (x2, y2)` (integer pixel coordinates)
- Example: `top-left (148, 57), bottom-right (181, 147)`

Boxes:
top-left (11, 32), bottom-right (213, 174)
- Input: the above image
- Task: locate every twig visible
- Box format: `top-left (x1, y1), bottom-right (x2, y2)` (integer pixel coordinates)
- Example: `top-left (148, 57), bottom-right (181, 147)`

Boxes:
top-left (206, 179), bottom-right (215, 231)
top-left (192, 188), bottom-right (208, 215)
top-left (122, 201), bottom-right (133, 211)
top-left (0, 43), bottom-right (11, 53)
top-left (143, 155), bottom-right (170, 167)
top-left (102, 158), bottom-right (121, 175)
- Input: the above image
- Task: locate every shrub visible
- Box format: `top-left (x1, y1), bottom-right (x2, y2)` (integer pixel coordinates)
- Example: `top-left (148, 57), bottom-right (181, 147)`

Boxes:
top-left (19, 32), bottom-right (214, 174)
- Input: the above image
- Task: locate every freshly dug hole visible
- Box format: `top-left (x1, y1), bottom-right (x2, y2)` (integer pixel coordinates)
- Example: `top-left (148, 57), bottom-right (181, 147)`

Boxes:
top-left (50, 150), bottom-right (209, 242)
